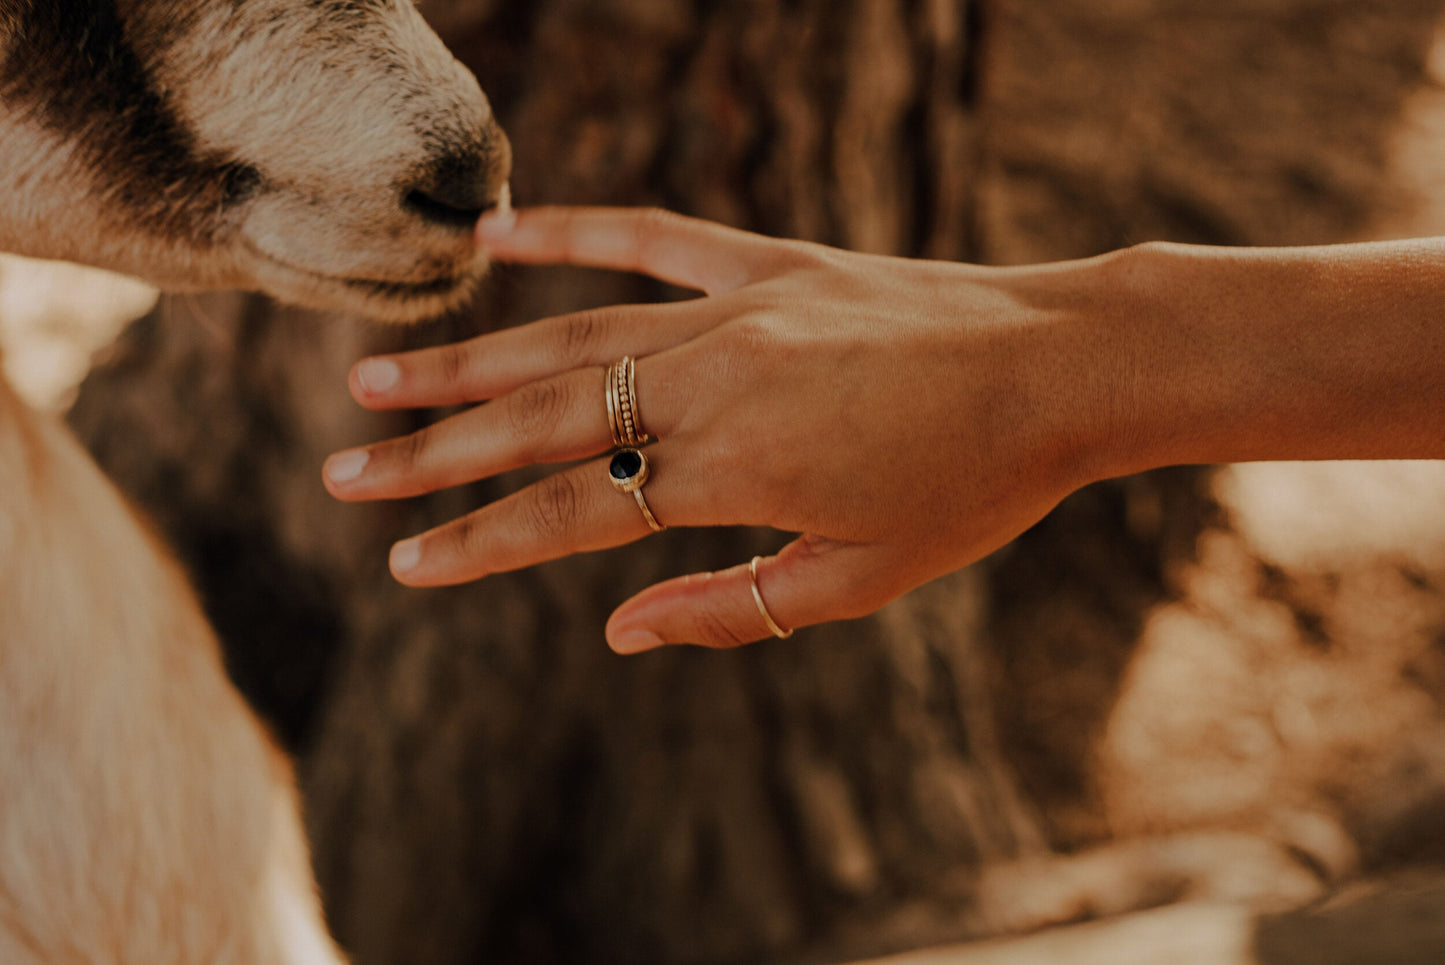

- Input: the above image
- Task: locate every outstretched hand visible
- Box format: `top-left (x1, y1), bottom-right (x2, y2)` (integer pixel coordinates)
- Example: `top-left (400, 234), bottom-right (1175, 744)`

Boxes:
top-left (323, 207), bottom-right (1125, 653)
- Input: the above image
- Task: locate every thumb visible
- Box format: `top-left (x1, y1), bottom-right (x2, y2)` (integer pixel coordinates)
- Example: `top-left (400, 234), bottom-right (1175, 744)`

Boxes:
top-left (604, 537), bottom-right (899, 654)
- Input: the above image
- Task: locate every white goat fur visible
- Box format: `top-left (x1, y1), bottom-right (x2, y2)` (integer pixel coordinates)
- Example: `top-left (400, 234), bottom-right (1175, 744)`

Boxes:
top-left (0, 0), bottom-right (509, 323)
top-left (0, 0), bottom-right (509, 960)
top-left (0, 377), bottom-right (340, 963)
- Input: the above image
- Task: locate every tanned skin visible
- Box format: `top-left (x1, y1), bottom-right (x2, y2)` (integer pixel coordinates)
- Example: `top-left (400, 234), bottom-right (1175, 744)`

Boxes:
top-left (323, 207), bottom-right (1445, 652)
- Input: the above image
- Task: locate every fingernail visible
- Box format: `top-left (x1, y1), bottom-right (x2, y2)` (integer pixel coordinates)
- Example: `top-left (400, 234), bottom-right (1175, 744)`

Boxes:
top-left (356, 358), bottom-right (400, 394)
top-left (478, 207), bottom-right (518, 241)
top-left (609, 627), bottom-right (664, 655)
top-left (390, 539), bottom-right (421, 574)
top-left (325, 449), bottom-right (369, 484)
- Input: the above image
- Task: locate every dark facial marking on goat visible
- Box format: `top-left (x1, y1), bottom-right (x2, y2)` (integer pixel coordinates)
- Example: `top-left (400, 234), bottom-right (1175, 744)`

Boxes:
top-left (405, 122), bottom-right (510, 217)
top-left (0, 0), bottom-right (261, 245)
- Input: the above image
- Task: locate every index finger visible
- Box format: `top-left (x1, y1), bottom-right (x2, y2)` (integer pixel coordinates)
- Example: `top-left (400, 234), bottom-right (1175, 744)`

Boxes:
top-left (477, 206), bottom-right (778, 295)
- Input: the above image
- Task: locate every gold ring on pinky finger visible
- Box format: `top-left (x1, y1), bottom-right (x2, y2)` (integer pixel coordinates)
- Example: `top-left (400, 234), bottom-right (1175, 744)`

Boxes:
top-left (608, 447), bottom-right (665, 533)
top-left (748, 556), bottom-right (793, 639)
top-left (606, 356), bottom-right (650, 448)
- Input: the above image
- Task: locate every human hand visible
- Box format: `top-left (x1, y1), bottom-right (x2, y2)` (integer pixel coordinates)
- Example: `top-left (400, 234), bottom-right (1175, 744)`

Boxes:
top-left (323, 208), bottom-right (1129, 653)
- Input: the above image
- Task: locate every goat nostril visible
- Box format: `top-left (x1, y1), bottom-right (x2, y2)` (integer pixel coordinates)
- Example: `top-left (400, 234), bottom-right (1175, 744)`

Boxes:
top-left (403, 187), bottom-right (492, 230)
top-left (404, 148), bottom-right (509, 231)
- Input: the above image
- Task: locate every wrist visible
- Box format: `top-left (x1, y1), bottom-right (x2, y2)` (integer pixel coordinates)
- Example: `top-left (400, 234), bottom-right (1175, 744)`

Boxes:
top-left (1083, 240), bottom-right (1210, 480)
top-left (1008, 239), bottom-right (1273, 487)
top-left (1074, 237), bottom-right (1445, 475)
top-left (1062, 239), bottom-right (1272, 481)
top-left (998, 243), bottom-right (1172, 490)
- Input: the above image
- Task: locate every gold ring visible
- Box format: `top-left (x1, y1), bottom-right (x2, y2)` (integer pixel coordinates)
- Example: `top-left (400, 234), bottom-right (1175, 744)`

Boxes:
top-left (608, 447), bottom-right (664, 533)
top-left (748, 556), bottom-right (793, 639)
top-left (605, 356), bottom-right (650, 448)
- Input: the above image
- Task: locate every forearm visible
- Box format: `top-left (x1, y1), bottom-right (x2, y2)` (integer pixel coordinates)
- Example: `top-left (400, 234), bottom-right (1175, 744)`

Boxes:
top-left (1084, 238), bottom-right (1445, 479)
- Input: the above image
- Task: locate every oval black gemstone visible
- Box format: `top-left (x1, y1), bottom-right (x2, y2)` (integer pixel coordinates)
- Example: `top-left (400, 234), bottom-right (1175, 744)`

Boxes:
top-left (610, 449), bottom-right (643, 481)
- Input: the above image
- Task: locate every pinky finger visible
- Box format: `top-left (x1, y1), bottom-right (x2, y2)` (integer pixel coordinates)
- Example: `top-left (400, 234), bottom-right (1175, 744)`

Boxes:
top-left (603, 536), bottom-right (900, 653)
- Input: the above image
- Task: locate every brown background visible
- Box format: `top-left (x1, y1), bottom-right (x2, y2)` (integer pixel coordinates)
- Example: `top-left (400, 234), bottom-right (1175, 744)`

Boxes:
top-left (63, 1), bottom-right (1445, 962)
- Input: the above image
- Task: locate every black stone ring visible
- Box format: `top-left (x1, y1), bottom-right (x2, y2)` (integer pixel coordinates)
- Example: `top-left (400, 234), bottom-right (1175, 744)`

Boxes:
top-left (609, 447), bottom-right (664, 532)
top-left (609, 447), bottom-right (649, 492)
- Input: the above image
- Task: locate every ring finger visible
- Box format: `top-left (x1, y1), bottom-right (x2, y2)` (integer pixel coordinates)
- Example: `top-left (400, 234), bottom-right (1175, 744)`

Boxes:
top-left (324, 358), bottom-right (679, 500)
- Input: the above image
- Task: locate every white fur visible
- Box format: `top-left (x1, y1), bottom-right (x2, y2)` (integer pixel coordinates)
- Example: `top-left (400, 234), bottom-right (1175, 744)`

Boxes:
top-left (0, 0), bottom-right (507, 959)
top-left (164, 0), bottom-right (503, 319)
top-left (0, 381), bottom-right (344, 963)
top-left (0, 0), bottom-right (509, 323)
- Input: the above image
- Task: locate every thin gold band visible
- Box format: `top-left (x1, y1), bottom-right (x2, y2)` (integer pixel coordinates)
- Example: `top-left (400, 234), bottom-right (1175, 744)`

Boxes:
top-left (606, 364), bottom-right (622, 447)
top-left (605, 356), bottom-right (650, 448)
top-left (634, 490), bottom-right (665, 532)
top-left (748, 556), bottom-right (793, 639)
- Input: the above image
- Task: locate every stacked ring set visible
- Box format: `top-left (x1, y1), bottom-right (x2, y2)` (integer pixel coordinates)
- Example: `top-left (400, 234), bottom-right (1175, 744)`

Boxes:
top-left (604, 356), bottom-right (664, 533)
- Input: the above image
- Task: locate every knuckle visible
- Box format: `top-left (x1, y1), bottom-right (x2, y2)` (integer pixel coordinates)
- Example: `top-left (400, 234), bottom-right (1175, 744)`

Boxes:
top-left (525, 472), bottom-right (583, 540)
top-left (704, 424), bottom-right (758, 479)
top-left (555, 310), bottom-right (604, 366)
top-left (437, 515), bottom-right (487, 569)
top-left (504, 378), bottom-right (567, 454)
top-left (391, 426), bottom-right (432, 472)
top-left (692, 605), bottom-right (753, 650)
top-left (817, 552), bottom-right (896, 621)
top-left (748, 448), bottom-right (795, 510)
top-left (688, 422), bottom-right (785, 518)
top-left (782, 237), bottom-right (837, 268)
top-left (437, 342), bottom-right (467, 387)
top-left (719, 313), bottom-right (775, 369)
top-left (634, 207), bottom-right (680, 258)
top-left (637, 206), bottom-right (679, 234)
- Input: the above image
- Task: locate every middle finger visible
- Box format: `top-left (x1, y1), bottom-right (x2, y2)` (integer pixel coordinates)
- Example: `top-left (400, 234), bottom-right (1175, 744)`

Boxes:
top-left (351, 298), bottom-right (724, 411)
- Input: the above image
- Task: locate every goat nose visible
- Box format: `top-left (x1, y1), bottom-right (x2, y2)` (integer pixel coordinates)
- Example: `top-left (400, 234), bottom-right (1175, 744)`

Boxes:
top-left (403, 149), bottom-right (510, 230)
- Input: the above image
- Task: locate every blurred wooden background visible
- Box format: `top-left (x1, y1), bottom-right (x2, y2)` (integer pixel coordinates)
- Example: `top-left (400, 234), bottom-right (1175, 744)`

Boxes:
top-left (6, 1), bottom-right (1445, 962)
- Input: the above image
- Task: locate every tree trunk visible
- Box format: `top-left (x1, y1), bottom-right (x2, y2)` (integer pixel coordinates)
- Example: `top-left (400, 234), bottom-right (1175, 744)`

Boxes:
top-left (67, 1), bottom-right (1445, 963)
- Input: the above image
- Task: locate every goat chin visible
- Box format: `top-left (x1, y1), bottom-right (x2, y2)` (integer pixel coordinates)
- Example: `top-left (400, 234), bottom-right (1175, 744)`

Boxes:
top-left (243, 243), bottom-right (494, 326)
